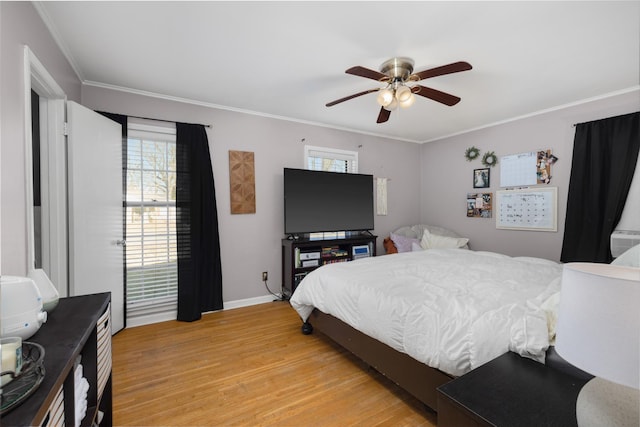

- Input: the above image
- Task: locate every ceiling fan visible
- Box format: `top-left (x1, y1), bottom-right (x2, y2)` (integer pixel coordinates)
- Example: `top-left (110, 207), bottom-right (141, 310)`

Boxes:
top-left (326, 57), bottom-right (472, 123)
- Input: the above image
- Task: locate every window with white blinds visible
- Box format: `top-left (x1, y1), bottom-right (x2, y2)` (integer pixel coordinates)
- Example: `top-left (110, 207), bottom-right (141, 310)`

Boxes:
top-left (125, 121), bottom-right (178, 319)
top-left (304, 145), bottom-right (358, 173)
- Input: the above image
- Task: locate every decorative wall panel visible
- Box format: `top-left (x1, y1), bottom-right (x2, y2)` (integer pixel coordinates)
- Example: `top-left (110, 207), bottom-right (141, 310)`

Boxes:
top-left (229, 150), bottom-right (256, 214)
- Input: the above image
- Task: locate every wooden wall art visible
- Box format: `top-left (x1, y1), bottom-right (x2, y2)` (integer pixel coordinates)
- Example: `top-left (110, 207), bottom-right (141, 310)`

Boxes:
top-left (229, 150), bottom-right (256, 214)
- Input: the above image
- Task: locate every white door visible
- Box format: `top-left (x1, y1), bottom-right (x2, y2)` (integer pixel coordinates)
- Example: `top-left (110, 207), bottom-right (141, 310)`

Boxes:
top-left (67, 101), bottom-right (124, 333)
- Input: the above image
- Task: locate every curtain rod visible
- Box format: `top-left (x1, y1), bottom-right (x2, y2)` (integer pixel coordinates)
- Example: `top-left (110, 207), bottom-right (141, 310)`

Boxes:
top-left (126, 113), bottom-right (212, 128)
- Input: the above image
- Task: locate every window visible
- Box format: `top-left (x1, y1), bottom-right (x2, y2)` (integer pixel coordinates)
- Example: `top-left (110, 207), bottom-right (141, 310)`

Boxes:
top-left (304, 145), bottom-right (358, 173)
top-left (304, 145), bottom-right (359, 240)
top-left (125, 121), bottom-right (177, 319)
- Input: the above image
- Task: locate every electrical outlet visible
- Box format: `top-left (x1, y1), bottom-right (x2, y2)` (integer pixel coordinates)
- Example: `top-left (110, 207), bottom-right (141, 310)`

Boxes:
top-left (262, 271), bottom-right (268, 282)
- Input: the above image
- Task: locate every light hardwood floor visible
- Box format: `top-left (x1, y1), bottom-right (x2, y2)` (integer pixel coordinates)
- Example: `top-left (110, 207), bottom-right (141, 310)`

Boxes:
top-left (112, 301), bottom-right (437, 426)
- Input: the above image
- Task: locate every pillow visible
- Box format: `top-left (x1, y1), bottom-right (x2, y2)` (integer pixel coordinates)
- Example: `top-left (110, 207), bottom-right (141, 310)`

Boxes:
top-left (383, 237), bottom-right (398, 254)
top-left (411, 242), bottom-right (424, 251)
top-left (392, 226), bottom-right (420, 239)
top-left (420, 230), bottom-right (469, 250)
top-left (611, 244), bottom-right (640, 267)
top-left (412, 224), bottom-right (462, 240)
top-left (390, 232), bottom-right (420, 253)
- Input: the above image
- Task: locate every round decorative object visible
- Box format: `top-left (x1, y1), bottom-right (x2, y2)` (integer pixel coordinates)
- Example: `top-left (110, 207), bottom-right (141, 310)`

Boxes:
top-left (465, 146), bottom-right (481, 162)
top-left (0, 342), bottom-right (45, 415)
top-left (482, 151), bottom-right (498, 167)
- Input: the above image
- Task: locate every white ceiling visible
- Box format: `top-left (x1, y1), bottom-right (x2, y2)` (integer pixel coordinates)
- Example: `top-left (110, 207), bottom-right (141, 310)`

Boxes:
top-left (35, 1), bottom-right (639, 143)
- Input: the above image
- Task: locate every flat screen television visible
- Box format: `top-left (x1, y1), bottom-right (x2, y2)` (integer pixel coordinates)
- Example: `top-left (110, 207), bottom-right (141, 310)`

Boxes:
top-left (284, 168), bottom-right (374, 235)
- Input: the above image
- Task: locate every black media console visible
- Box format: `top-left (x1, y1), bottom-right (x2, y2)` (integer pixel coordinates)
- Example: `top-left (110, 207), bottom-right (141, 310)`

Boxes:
top-left (281, 234), bottom-right (377, 298)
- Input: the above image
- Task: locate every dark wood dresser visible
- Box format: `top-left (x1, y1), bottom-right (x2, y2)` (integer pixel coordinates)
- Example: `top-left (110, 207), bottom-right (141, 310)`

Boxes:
top-left (2, 293), bottom-right (112, 427)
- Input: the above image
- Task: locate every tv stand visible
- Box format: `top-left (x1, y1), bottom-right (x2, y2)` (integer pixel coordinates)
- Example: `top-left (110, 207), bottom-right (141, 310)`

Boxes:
top-left (281, 234), bottom-right (377, 297)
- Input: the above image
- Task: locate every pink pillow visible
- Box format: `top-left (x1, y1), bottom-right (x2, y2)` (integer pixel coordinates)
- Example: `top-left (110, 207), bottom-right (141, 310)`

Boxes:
top-left (390, 232), bottom-right (420, 253)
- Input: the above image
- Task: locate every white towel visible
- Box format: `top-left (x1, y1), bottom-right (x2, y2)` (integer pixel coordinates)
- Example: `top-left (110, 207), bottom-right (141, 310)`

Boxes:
top-left (74, 364), bottom-right (90, 427)
top-left (74, 363), bottom-right (83, 382)
top-left (376, 177), bottom-right (388, 216)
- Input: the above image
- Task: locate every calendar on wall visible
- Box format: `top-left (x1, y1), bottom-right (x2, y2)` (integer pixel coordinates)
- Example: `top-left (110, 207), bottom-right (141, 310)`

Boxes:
top-left (500, 149), bottom-right (558, 187)
top-left (496, 187), bottom-right (557, 231)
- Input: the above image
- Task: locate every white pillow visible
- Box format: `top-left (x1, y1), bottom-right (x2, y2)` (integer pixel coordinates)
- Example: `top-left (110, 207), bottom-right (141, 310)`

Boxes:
top-left (611, 244), bottom-right (640, 267)
top-left (411, 242), bottom-right (424, 251)
top-left (420, 230), bottom-right (469, 250)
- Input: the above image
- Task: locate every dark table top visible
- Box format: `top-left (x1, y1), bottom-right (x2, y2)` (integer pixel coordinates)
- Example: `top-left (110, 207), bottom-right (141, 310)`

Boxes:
top-left (437, 351), bottom-right (591, 427)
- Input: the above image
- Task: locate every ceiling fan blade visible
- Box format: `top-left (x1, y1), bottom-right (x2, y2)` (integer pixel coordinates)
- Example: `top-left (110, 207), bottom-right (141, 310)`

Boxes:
top-left (377, 107), bottom-right (391, 123)
top-left (410, 61), bottom-right (472, 81)
top-left (413, 85), bottom-right (461, 106)
top-left (346, 66), bottom-right (389, 82)
top-left (326, 89), bottom-right (379, 107)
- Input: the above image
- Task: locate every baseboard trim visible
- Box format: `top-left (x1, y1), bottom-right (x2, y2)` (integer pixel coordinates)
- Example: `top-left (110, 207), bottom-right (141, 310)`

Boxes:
top-left (125, 294), bottom-right (279, 328)
top-left (221, 294), bottom-right (277, 310)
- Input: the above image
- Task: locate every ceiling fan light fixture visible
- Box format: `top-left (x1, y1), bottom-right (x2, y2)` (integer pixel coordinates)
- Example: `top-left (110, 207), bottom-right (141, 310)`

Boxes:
top-left (327, 57), bottom-right (471, 123)
top-left (399, 93), bottom-right (415, 109)
top-left (377, 88), bottom-right (394, 107)
top-left (395, 85), bottom-right (412, 103)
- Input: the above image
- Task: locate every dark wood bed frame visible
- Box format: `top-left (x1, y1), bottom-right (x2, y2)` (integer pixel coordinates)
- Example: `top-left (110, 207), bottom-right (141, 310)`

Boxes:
top-left (305, 308), bottom-right (453, 411)
top-left (303, 309), bottom-right (591, 414)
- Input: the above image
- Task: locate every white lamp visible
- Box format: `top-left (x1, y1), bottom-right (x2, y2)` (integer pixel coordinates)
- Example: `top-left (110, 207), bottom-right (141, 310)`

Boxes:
top-left (395, 85), bottom-right (412, 103)
top-left (376, 84), bottom-right (415, 111)
top-left (399, 92), bottom-right (415, 109)
top-left (376, 88), bottom-right (394, 107)
top-left (556, 263), bottom-right (640, 427)
top-left (386, 97), bottom-right (398, 111)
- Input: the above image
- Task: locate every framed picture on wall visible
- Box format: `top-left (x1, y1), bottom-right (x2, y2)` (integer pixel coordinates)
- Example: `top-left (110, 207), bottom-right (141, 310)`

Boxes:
top-left (467, 192), bottom-right (493, 218)
top-left (473, 168), bottom-right (490, 188)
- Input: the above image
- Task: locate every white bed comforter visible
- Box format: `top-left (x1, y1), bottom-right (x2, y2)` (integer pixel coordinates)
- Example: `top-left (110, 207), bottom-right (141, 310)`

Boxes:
top-left (290, 248), bottom-right (562, 377)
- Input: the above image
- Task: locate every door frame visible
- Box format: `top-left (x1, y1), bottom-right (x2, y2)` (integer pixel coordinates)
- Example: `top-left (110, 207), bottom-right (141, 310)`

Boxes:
top-left (23, 46), bottom-right (68, 296)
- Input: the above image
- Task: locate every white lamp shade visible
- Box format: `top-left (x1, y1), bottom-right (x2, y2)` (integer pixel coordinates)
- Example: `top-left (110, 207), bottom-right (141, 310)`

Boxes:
top-left (556, 263), bottom-right (640, 389)
top-left (386, 97), bottom-right (398, 111)
top-left (376, 88), bottom-right (394, 107)
top-left (399, 93), bottom-right (416, 109)
top-left (395, 85), bottom-right (412, 102)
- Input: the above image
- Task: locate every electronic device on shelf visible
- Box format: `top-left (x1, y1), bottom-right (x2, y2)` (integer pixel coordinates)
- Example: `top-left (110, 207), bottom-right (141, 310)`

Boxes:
top-left (0, 276), bottom-right (48, 340)
top-left (352, 245), bottom-right (371, 259)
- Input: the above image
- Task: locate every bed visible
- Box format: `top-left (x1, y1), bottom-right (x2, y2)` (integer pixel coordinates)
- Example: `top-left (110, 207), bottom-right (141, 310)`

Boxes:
top-left (289, 245), bottom-right (564, 411)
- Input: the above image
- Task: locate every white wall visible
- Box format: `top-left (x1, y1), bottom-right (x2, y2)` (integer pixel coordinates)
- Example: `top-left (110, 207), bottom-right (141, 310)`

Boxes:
top-left (0, 2), bottom-right (81, 276)
top-left (420, 90), bottom-right (640, 261)
top-left (81, 86), bottom-right (422, 302)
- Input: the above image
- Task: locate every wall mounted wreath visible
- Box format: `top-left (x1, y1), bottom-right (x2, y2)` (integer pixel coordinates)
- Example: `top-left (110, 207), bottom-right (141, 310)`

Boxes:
top-left (464, 146), bottom-right (480, 162)
top-left (482, 151), bottom-right (498, 168)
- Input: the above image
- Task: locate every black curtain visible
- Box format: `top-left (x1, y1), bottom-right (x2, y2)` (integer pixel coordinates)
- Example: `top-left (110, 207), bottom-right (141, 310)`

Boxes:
top-left (560, 112), bottom-right (640, 263)
top-left (176, 123), bottom-right (223, 321)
